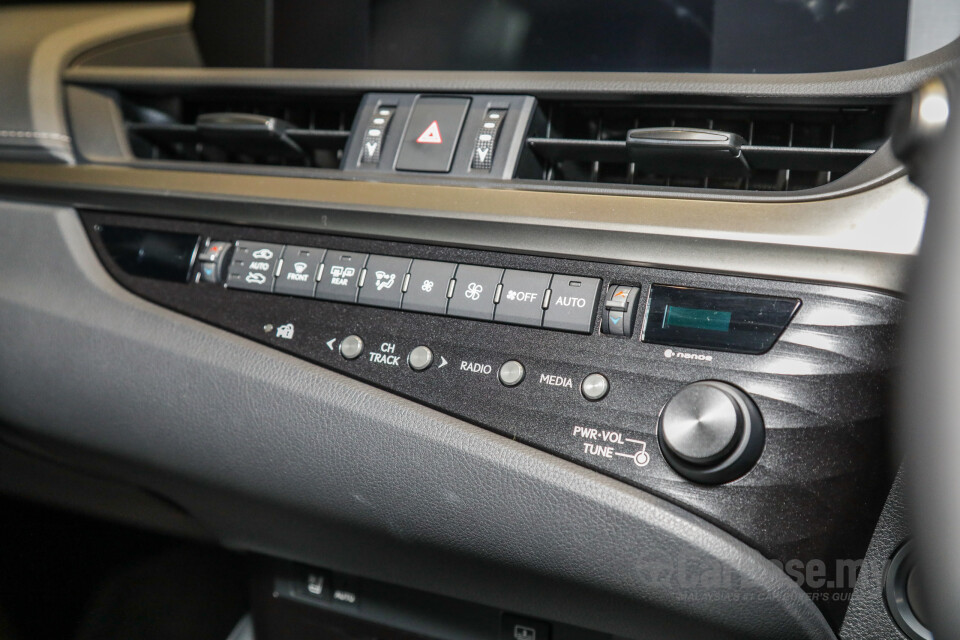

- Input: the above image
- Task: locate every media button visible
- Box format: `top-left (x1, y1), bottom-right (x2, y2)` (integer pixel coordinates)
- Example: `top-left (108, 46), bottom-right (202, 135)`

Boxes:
top-left (358, 255), bottom-right (411, 308)
top-left (316, 251), bottom-right (368, 303)
top-left (402, 260), bottom-right (456, 314)
top-left (447, 265), bottom-right (503, 320)
top-left (494, 270), bottom-right (551, 327)
top-left (275, 246), bottom-right (325, 297)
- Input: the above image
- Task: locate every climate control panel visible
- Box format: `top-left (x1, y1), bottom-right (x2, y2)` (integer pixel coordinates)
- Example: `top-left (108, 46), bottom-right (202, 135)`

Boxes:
top-left (85, 212), bottom-right (900, 622)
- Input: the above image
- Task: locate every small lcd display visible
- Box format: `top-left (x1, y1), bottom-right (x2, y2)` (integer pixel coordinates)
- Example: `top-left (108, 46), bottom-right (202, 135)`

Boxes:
top-left (642, 285), bottom-right (801, 355)
top-left (663, 306), bottom-right (732, 333)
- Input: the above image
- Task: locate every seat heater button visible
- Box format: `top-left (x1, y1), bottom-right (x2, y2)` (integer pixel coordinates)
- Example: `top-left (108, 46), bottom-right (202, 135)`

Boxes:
top-left (340, 335), bottom-right (364, 360)
top-left (494, 269), bottom-right (552, 327)
top-left (408, 346), bottom-right (434, 371)
top-left (498, 360), bottom-right (526, 387)
top-left (581, 373), bottom-right (609, 401)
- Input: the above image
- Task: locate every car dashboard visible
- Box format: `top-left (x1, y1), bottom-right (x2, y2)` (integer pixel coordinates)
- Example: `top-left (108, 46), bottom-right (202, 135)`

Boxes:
top-left (0, 3), bottom-right (953, 640)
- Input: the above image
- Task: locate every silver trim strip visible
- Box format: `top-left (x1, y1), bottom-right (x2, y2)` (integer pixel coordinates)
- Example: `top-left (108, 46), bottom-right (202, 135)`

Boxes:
top-left (0, 162), bottom-right (925, 294)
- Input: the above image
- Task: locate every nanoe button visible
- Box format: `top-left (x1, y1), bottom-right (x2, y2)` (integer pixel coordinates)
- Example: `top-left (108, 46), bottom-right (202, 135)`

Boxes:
top-left (396, 97), bottom-right (471, 173)
top-left (494, 270), bottom-right (551, 327)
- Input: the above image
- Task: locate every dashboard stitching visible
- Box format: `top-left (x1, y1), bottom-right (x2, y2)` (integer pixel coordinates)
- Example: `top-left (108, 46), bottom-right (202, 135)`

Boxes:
top-left (0, 130), bottom-right (71, 141)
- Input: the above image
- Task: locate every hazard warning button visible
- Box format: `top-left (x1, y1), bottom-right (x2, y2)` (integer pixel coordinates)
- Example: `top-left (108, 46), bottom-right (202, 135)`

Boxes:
top-left (397, 97), bottom-right (470, 173)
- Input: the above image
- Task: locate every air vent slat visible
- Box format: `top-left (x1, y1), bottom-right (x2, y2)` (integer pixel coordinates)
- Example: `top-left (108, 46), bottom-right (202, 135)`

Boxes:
top-left (527, 138), bottom-right (872, 173)
top-left (520, 102), bottom-right (891, 192)
top-left (120, 92), bottom-right (360, 170)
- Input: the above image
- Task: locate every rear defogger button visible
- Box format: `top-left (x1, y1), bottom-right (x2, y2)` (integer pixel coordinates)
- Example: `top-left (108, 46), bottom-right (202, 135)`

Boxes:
top-left (543, 275), bottom-right (602, 334)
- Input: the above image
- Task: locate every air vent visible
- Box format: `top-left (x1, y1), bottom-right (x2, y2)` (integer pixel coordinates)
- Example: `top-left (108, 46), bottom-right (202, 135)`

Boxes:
top-left (518, 102), bottom-right (891, 191)
top-left (120, 92), bottom-right (361, 169)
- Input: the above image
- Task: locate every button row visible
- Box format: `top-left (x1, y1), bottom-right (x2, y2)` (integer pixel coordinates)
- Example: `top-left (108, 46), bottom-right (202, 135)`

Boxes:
top-left (337, 337), bottom-right (609, 402)
top-left (226, 241), bottom-right (602, 334)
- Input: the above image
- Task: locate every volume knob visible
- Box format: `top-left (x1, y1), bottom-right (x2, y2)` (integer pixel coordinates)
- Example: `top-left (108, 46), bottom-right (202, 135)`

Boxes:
top-left (658, 381), bottom-right (764, 484)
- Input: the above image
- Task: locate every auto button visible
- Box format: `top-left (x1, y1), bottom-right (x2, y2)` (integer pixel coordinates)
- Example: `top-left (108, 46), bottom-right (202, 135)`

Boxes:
top-left (226, 241), bottom-right (284, 292)
top-left (543, 275), bottom-right (602, 333)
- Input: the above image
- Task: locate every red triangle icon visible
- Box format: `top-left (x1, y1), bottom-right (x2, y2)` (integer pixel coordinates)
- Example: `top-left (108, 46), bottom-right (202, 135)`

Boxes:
top-left (416, 121), bottom-right (443, 144)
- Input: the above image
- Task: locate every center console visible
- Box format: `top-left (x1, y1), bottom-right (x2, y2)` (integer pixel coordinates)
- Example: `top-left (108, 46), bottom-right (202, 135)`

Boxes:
top-left (87, 211), bottom-right (900, 625)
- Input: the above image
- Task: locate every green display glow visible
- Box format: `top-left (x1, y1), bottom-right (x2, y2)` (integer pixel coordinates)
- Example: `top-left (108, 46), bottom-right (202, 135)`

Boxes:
top-left (663, 305), bottom-right (732, 332)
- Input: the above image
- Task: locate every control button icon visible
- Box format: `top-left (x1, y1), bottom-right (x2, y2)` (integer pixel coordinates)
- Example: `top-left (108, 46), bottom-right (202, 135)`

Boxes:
top-left (245, 272), bottom-right (267, 285)
top-left (465, 282), bottom-right (483, 301)
top-left (375, 270), bottom-right (396, 291)
top-left (339, 335), bottom-right (364, 360)
top-left (421, 279), bottom-right (434, 293)
top-left (416, 120), bottom-right (443, 144)
top-left (498, 360), bottom-right (526, 387)
top-left (602, 284), bottom-right (641, 336)
top-left (275, 323), bottom-right (294, 340)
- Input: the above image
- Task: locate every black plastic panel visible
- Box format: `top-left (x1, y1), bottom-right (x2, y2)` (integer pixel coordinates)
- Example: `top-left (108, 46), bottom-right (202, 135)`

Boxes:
top-left (99, 225), bottom-right (200, 282)
top-left (83, 212), bottom-right (901, 626)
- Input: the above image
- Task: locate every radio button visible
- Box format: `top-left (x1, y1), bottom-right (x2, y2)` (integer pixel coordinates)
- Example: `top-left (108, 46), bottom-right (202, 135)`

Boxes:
top-left (316, 251), bottom-right (368, 303)
top-left (494, 270), bottom-right (551, 327)
top-left (498, 360), bottom-right (526, 387)
top-left (543, 275), bottom-right (601, 334)
top-left (402, 260), bottom-right (456, 314)
top-left (448, 265), bottom-right (503, 321)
